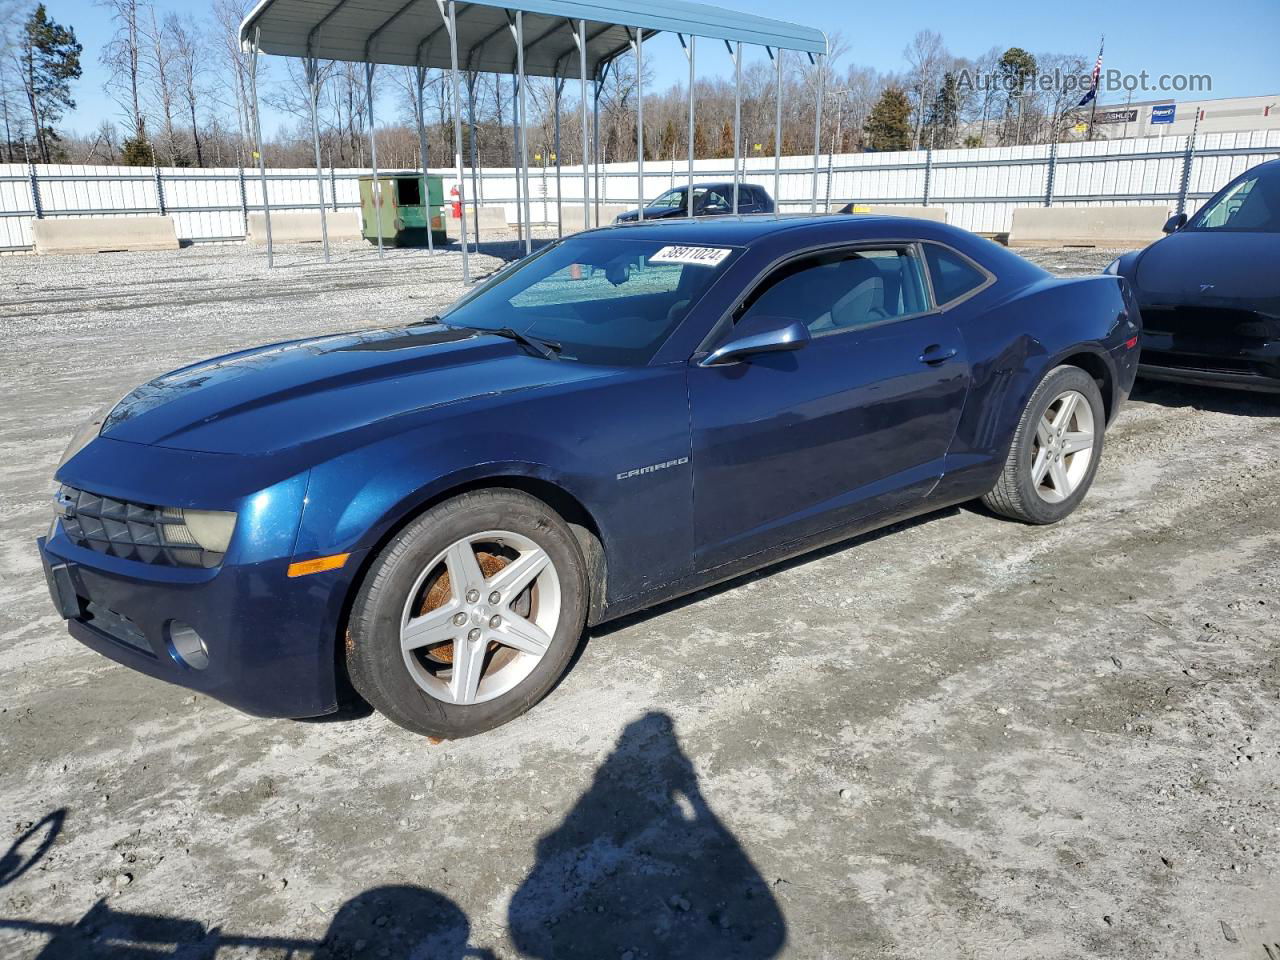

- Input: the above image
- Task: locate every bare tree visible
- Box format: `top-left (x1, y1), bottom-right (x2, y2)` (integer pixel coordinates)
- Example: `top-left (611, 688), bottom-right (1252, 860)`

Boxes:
top-left (168, 14), bottom-right (205, 166)
top-left (143, 4), bottom-right (182, 164)
top-left (903, 29), bottom-right (947, 149)
top-left (99, 0), bottom-right (149, 157)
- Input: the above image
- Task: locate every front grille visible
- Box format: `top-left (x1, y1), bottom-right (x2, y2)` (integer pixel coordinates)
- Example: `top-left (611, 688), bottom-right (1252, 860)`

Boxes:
top-left (56, 486), bottom-right (219, 568)
top-left (1141, 305), bottom-right (1276, 339)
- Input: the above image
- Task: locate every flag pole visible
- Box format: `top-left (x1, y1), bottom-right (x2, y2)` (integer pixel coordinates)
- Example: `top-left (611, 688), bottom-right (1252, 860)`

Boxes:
top-left (1086, 35), bottom-right (1104, 140)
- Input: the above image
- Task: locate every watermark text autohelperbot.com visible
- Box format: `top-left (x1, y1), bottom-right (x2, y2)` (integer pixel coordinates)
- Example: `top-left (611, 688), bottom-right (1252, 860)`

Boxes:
top-left (956, 69), bottom-right (1212, 97)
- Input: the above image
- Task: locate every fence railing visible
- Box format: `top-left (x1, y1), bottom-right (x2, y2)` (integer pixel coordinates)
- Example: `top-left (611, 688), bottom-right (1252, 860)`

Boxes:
top-left (2, 129), bottom-right (1277, 252)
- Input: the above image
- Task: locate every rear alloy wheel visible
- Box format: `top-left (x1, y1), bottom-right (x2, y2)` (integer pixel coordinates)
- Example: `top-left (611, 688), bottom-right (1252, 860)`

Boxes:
top-left (347, 490), bottom-right (588, 738)
top-left (982, 364), bottom-right (1106, 524)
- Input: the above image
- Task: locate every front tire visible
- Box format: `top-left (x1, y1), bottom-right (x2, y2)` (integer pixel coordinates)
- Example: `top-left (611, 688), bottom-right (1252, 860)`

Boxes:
top-left (982, 364), bottom-right (1106, 524)
top-left (346, 489), bottom-right (589, 738)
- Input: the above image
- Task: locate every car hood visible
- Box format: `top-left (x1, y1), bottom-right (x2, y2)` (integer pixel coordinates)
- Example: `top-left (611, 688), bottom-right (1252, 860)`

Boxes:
top-left (100, 324), bottom-right (616, 455)
top-left (1135, 230), bottom-right (1280, 315)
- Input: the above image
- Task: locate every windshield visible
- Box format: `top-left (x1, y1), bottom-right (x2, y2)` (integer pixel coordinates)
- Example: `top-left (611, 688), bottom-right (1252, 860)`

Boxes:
top-left (1190, 165), bottom-right (1280, 232)
top-left (440, 237), bottom-right (740, 365)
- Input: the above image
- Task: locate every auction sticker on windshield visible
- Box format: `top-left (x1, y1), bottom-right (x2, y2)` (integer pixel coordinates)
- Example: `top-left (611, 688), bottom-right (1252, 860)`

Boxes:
top-left (649, 246), bottom-right (733, 267)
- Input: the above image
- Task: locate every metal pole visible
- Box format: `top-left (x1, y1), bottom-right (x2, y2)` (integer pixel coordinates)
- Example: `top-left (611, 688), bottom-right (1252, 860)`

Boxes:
top-left (511, 73), bottom-right (523, 246)
top-left (592, 78), bottom-right (601, 226)
top-left (685, 35), bottom-right (695, 219)
top-left (773, 47), bottom-right (783, 215)
top-left (635, 30), bottom-right (644, 221)
top-left (248, 29), bottom-right (273, 269)
top-left (28, 162), bottom-right (43, 219)
top-left (444, 0), bottom-right (470, 282)
top-left (415, 65), bottom-right (435, 254)
top-left (553, 75), bottom-right (563, 237)
top-left (578, 19), bottom-right (588, 233)
top-left (466, 72), bottom-right (481, 247)
top-left (1176, 108), bottom-right (1201, 216)
top-left (330, 161), bottom-right (338, 212)
top-left (365, 61), bottom-right (384, 260)
top-left (731, 41), bottom-right (741, 214)
top-left (516, 11), bottom-right (532, 255)
top-left (810, 54), bottom-right (824, 214)
top-left (305, 57), bottom-right (331, 263)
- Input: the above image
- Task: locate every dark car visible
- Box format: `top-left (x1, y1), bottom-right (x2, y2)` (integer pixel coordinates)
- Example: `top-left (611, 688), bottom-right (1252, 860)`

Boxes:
top-left (39, 215), bottom-right (1140, 739)
top-left (614, 182), bottom-right (774, 222)
top-left (1107, 158), bottom-right (1280, 392)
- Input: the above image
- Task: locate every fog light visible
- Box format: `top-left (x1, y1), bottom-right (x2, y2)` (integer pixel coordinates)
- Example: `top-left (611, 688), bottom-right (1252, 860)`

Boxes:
top-left (165, 620), bottom-right (209, 671)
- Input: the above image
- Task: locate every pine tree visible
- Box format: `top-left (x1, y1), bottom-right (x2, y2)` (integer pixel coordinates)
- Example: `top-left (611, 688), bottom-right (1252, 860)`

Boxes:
top-left (19, 4), bottom-right (82, 163)
top-left (864, 87), bottom-right (912, 152)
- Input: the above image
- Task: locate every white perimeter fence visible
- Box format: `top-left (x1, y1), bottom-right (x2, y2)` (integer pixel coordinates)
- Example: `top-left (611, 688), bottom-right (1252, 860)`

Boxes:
top-left (2, 129), bottom-right (1278, 253)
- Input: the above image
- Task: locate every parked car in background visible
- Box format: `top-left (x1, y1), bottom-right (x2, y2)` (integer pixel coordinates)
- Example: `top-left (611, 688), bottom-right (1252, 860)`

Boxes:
top-left (614, 182), bottom-right (775, 222)
top-left (1106, 158), bottom-right (1280, 392)
top-left (40, 215), bottom-right (1139, 739)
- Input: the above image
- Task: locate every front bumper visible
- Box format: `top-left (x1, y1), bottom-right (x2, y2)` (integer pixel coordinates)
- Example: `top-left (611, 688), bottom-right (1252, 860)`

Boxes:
top-left (38, 530), bottom-right (366, 718)
top-left (1139, 331), bottom-right (1280, 394)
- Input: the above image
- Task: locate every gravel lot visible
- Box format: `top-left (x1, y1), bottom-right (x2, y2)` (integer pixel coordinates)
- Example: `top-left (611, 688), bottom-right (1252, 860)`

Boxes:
top-left (1, 237), bottom-right (1277, 959)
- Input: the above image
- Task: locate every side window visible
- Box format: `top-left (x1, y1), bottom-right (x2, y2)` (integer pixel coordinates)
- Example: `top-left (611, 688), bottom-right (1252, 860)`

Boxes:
top-left (736, 247), bottom-right (929, 336)
top-left (924, 244), bottom-right (988, 306)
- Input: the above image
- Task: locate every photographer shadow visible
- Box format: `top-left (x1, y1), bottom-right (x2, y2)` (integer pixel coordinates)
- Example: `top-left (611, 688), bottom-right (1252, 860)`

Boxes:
top-left (509, 711), bottom-right (786, 959)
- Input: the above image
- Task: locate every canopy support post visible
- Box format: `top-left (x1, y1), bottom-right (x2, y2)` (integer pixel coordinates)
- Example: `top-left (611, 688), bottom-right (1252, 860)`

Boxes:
top-left (728, 40), bottom-right (741, 214)
top-left (465, 71), bottom-right (481, 247)
top-left (772, 46), bottom-right (783, 216)
top-left (592, 76), bottom-right (602, 227)
top-left (247, 28), bottom-right (273, 269)
top-left (364, 61), bottom-right (384, 260)
top-left (303, 56), bottom-right (330, 263)
top-left (576, 19), bottom-right (588, 233)
top-left (633, 29), bottom-right (644, 221)
top-left (510, 72), bottom-right (522, 247)
top-left (553, 74), bottom-right (563, 238)
top-left (414, 64), bottom-right (434, 254)
top-left (681, 34), bottom-right (695, 219)
top-left (441, 0), bottom-right (469, 283)
top-left (515, 11), bottom-right (532, 255)
top-left (811, 52), bottom-right (824, 214)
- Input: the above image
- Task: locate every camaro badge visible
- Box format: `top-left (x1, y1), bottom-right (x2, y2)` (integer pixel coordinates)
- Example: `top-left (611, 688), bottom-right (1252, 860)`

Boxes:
top-left (617, 457), bottom-right (689, 481)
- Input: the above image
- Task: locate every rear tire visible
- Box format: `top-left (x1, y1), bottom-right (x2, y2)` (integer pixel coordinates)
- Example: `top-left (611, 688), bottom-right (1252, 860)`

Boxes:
top-left (346, 489), bottom-right (589, 738)
top-left (982, 364), bottom-right (1105, 525)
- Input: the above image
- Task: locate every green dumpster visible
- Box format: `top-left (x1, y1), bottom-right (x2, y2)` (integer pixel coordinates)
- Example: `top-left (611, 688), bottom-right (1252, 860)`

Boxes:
top-left (359, 173), bottom-right (446, 247)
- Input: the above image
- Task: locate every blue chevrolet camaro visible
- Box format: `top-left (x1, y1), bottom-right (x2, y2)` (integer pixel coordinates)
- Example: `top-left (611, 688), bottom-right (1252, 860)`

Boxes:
top-left (39, 215), bottom-right (1141, 738)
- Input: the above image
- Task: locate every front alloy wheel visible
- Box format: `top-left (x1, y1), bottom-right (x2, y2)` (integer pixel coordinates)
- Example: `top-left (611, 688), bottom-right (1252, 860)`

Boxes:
top-left (348, 489), bottom-right (588, 738)
top-left (400, 530), bottom-right (561, 706)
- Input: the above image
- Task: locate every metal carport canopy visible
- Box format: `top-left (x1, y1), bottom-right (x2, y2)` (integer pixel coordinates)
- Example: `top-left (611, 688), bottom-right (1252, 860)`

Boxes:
top-left (239, 0), bottom-right (827, 78)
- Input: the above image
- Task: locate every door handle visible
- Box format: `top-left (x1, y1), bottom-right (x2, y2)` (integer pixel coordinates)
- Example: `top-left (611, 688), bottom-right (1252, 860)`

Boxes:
top-left (918, 344), bottom-right (958, 365)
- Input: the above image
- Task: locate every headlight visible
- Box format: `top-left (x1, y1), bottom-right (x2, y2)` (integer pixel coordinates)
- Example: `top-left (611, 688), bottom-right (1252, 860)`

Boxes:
top-left (159, 507), bottom-right (239, 555)
top-left (1103, 257), bottom-right (1120, 275)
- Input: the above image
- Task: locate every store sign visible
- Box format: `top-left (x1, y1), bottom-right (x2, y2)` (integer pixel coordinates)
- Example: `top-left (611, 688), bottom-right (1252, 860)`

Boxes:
top-left (1096, 109), bottom-right (1139, 124)
top-left (1151, 104), bottom-right (1177, 124)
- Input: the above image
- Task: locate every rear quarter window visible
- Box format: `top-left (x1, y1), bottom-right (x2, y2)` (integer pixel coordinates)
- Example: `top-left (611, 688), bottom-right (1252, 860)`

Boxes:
top-left (924, 245), bottom-right (990, 306)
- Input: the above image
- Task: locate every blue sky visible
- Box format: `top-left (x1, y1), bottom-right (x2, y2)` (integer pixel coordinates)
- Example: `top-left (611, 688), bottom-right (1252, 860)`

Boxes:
top-left (43, 0), bottom-right (1280, 136)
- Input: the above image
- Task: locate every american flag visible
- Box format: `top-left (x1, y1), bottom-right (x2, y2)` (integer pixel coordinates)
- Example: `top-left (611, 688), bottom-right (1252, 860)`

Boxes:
top-left (1077, 37), bottom-right (1105, 107)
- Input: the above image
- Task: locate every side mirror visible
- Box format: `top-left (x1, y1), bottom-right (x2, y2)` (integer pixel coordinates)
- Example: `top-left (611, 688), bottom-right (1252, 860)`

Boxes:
top-left (1163, 213), bottom-right (1187, 234)
top-left (700, 315), bottom-right (811, 367)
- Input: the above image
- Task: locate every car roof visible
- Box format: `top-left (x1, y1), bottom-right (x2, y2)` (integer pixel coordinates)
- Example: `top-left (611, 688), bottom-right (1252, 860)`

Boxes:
top-left (660, 182), bottom-right (764, 191)
top-left (576, 213), bottom-right (950, 246)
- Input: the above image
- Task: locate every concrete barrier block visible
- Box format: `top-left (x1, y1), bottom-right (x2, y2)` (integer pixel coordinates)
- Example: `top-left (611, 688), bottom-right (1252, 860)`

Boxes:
top-left (561, 205), bottom-right (636, 232)
top-left (447, 206), bottom-right (510, 238)
top-left (32, 216), bottom-right (179, 255)
top-left (247, 211), bottom-right (362, 245)
top-left (831, 204), bottom-right (947, 222)
top-left (1009, 205), bottom-right (1170, 247)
